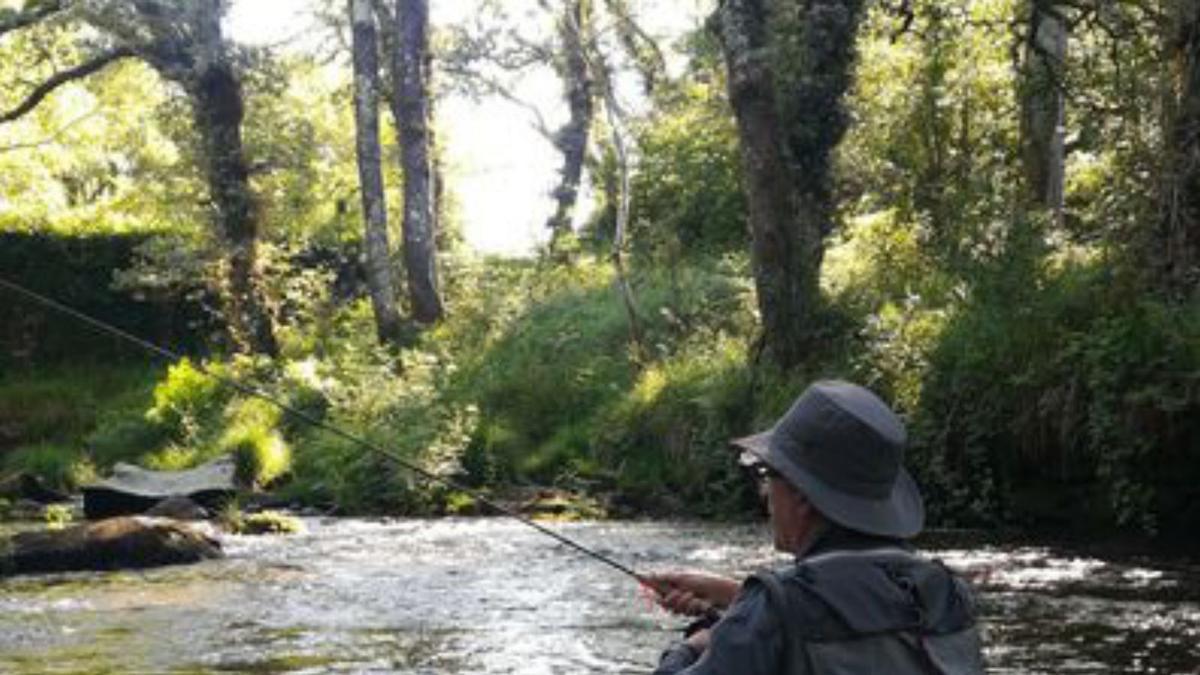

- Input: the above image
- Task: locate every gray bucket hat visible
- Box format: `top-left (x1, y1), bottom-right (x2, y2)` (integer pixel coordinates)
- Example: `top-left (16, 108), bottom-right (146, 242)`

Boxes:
top-left (733, 380), bottom-right (925, 538)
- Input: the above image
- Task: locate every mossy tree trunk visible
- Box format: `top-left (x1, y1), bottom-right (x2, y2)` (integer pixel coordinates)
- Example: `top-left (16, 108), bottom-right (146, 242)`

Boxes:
top-left (176, 1), bottom-right (278, 356)
top-left (1021, 2), bottom-right (1068, 218)
top-left (711, 0), bottom-right (865, 370)
top-left (545, 0), bottom-right (597, 248)
top-left (0, 0), bottom-right (279, 355)
top-left (1158, 0), bottom-right (1200, 296)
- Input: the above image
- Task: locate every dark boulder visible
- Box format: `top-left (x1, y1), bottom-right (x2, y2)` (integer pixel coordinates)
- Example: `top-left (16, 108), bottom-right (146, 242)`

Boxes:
top-left (0, 473), bottom-right (71, 504)
top-left (0, 516), bottom-right (223, 576)
top-left (83, 457), bottom-right (237, 519)
top-left (145, 496), bottom-right (210, 521)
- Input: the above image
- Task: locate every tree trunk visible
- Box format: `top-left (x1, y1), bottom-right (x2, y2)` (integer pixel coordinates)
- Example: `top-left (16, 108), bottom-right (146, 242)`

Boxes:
top-left (712, 0), bottom-right (863, 370)
top-left (185, 3), bottom-right (278, 356)
top-left (1021, 3), bottom-right (1067, 218)
top-left (545, 0), bottom-right (596, 245)
top-left (1158, 0), bottom-right (1200, 295)
top-left (349, 0), bottom-right (404, 346)
top-left (390, 0), bottom-right (443, 324)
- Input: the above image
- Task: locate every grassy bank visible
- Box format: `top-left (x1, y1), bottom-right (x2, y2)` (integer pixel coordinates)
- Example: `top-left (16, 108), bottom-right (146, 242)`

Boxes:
top-left (3, 249), bottom-right (1199, 544)
top-left (0, 363), bottom-right (162, 491)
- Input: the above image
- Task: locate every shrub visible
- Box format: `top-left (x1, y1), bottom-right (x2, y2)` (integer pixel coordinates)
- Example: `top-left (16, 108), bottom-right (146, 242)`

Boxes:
top-left (86, 417), bottom-right (170, 468)
top-left (224, 426), bottom-right (292, 489)
top-left (2, 443), bottom-right (96, 493)
top-left (595, 334), bottom-right (760, 515)
top-left (905, 263), bottom-right (1200, 536)
top-left (146, 358), bottom-right (228, 442)
top-left (140, 444), bottom-right (202, 472)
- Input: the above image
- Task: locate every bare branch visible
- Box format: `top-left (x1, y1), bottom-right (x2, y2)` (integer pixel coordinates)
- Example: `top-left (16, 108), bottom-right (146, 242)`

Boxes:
top-left (0, 46), bottom-right (136, 124)
top-left (599, 0), bottom-right (666, 93)
top-left (440, 61), bottom-right (556, 141)
top-left (0, 0), bottom-right (67, 41)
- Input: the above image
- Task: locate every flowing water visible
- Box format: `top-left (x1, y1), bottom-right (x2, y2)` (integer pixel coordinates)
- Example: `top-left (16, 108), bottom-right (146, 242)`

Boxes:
top-left (1, 518), bottom-right (1198, 674)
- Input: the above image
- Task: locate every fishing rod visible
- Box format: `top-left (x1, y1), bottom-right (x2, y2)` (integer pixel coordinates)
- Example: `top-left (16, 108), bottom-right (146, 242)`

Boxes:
top-left (0, 275), bottom-right (662, 587)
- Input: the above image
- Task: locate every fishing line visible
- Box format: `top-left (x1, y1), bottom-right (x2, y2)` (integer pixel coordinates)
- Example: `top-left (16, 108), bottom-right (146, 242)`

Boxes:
top-left (0, 276), bottom-right (657, 586)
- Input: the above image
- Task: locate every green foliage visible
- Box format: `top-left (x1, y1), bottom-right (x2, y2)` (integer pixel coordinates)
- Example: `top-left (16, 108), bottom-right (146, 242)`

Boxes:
top-left (898, 262), bottom-right (1200, 536)
top-left (2, 443), bottom-right (95, 493)
top-left (442, 491), bottom-right (479, 516)
top-left (589, 79), bottom-right (745, 257)
top-left (146, 358), bottom-right (230, 442)
top-left (128, 358), bottom-right (302, 491)
top-left (223, 415), bottom-right (292, 487)
top-left (86, 416), bottom-right (169, 468)
top-left (843, 0), bottom-right (1025, 277)
top-left (225, 509), bottom-right (304, 535)
top-left (448, 256), bottom-right (757, 493)
top-left (141, 444), bottom-right (204, 472)
top-left (0, 41), bottom-right (190, 237)
top-left (0, 363), bottom-right (161, 479)
top-left (596, 334), bottom-right (758, 515)
top-left (0, 232), bottom-right (211, 368)
top-left (3, 0), bottom-right (1199, 548)
top-left (43, 503), bottom-right (74, 530)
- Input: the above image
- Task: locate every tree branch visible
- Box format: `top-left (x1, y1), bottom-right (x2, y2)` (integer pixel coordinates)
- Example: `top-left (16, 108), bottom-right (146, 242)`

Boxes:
top-left (0, 106), bottom-right (98, 152)
top-left (0, 0), bottom-right (67, 40)
top-left (0, 46), bottom-right (135, 124)
top-left (599, 0), bottom-right (666, 93)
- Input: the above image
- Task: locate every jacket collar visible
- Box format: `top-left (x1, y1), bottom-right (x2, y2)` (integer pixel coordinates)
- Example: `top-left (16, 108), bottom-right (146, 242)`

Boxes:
top-left (798, 524), bottom-right (910, 561)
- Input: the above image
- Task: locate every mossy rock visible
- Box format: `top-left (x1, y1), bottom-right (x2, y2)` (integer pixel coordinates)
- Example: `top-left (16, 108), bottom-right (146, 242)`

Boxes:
top-left (228, 510), bottom-right (304, 535)
top-left (1, 516), bottom-right (223, 576)
top-left (519, 490), bottom-right (607, 521)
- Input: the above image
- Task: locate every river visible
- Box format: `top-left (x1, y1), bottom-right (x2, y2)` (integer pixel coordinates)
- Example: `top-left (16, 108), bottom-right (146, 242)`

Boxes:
top-left (1, 518), bottom-right (1198, 673)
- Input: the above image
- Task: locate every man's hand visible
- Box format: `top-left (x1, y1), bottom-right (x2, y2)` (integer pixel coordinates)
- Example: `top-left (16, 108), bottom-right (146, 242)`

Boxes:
top-left (642, 571), bottom-right (740, 616)
top-left (686, 627), bottom-right (712, 654)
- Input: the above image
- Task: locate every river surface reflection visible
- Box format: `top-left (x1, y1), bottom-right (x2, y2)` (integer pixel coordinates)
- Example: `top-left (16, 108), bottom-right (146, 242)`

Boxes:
top-left (1, 518), bottom-right (1198, 673)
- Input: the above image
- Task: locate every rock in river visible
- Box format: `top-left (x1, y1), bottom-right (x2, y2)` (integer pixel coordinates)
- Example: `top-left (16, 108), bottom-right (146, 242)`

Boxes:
top-left (83, 457), bottom-right (237, 519)
top-left (0, 516), bottom-right (223, 576)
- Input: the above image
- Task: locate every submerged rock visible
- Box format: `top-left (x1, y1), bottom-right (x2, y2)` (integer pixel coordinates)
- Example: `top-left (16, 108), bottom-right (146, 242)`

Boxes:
top-left (145, 496), bottom-right (210, 521)
top-left (0, 516), bottom-right (223, 576)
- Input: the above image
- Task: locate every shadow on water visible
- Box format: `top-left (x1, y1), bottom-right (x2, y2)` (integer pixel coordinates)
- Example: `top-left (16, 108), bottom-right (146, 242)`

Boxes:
top-left (1, 519), bottom-right (1198, 674)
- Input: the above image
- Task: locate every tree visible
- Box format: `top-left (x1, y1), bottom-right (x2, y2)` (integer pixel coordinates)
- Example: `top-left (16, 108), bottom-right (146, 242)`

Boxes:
top-left (544, 0), bottom-right (596, 243)
top-left (377, 0), bottom-right (443, 324)
top-left (711, 0), bottom-right (866, 369)
top-left (1158, 0), bottom-right (1200, 295)
top-left (1021, 1), bottom-right (1068, 219)
top-left (0, 0), bottom-right (278, 355)
top-left (598, 0), bottom-right (666, 96)
top-left (349, 0), bottom-right (404, 345)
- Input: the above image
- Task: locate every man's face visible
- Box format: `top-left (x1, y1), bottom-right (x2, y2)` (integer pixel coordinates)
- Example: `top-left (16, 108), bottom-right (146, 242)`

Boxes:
top-left (766, 476), bottom-right (813, 553)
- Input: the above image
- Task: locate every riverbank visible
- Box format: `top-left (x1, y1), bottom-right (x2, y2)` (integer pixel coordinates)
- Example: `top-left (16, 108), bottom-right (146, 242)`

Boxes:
top-left (4, 254), bottom-right (1200, 548)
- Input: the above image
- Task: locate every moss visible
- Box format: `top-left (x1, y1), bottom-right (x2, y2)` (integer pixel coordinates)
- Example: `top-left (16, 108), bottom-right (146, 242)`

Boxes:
top-left (519, 490), bottom-right (607, 521)
top-left (226, 510), bottom-right (304, 535)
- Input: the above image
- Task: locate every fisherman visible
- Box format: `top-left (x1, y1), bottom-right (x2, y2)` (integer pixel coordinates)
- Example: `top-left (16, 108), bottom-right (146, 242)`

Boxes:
top-left (646, 380), bottom-right (985, 674)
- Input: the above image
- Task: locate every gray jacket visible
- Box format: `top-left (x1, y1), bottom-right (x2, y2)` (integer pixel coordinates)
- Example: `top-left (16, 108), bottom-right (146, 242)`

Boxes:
top-left (652, 533), bottom-right (984, 675)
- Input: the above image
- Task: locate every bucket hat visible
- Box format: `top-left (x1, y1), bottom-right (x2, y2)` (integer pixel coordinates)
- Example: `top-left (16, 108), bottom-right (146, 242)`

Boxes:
top-left (733, 380), bottom-right (925, 538)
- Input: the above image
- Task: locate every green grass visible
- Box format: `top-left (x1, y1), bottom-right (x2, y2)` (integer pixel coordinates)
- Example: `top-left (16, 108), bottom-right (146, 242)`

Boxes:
top-left (0, 363), bottom-right (161, 490)
top-left (0, 363), bottom-right (160, 450)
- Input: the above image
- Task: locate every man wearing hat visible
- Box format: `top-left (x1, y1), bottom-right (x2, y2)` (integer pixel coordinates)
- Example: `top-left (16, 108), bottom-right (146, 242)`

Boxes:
top-left (646, 380), bottom-right (984, 674)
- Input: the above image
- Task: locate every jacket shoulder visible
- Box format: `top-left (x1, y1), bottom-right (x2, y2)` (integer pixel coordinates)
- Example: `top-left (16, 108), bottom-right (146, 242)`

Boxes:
top-left (757, 550), bottom-right (978, 642)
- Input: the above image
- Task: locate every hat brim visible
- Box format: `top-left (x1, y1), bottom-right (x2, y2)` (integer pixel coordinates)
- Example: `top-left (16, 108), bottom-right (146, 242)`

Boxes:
top-left (731, 431), bottom-right (925, 539)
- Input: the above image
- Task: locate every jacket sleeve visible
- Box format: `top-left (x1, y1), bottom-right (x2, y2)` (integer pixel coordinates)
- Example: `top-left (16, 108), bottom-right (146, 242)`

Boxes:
top-left (651, 583), bottom-right (787, 675)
